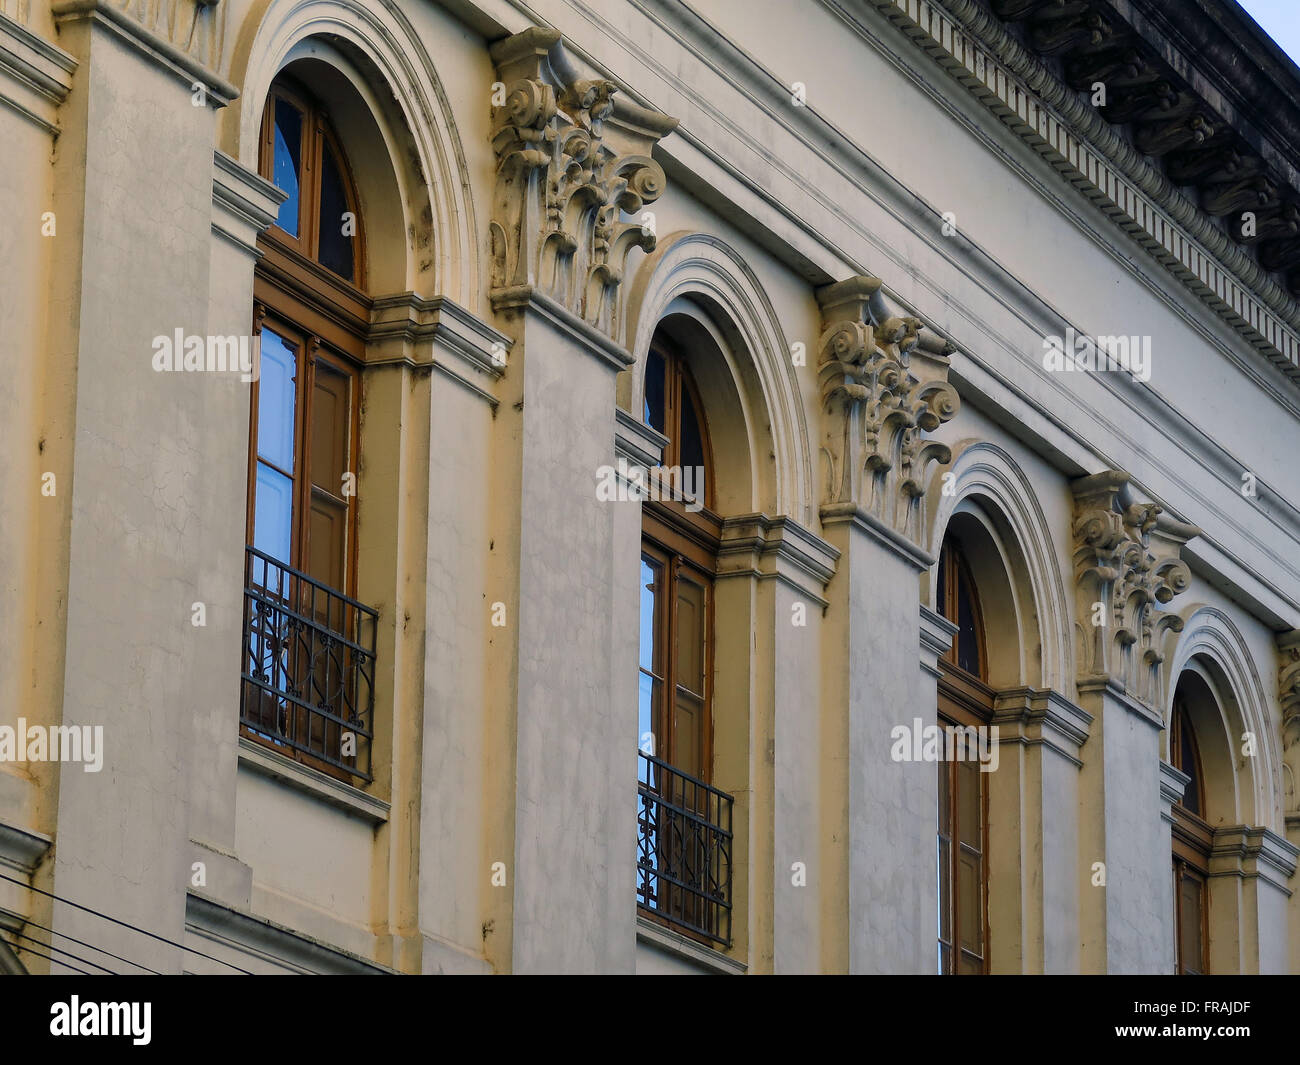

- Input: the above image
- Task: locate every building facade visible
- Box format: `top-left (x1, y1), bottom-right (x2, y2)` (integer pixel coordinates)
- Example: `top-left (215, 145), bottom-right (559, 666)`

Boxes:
top-left (1, 0), bottom-right (1299, 974)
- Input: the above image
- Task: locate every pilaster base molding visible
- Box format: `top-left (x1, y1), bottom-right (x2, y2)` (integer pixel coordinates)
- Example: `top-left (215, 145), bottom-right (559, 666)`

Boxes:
top-left (717, 513), bottom-right (839, 604)
top-left (1072, 471), bottom-right (1199, 711)
top-left (488, 27), bottom-right (678, 342)
top-left (1209, 826), bottom-right (1299, 893)
top-left (816, 276), bottom-right (959, 548)
top-left (52, 0), bottom-right (236, 106)
top-left (992, 687), bottom-right (1093, 765)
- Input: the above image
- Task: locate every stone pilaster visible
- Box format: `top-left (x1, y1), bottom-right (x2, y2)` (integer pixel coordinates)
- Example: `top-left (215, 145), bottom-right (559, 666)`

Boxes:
top-left (484, 27), bottom-right (679, 973)
top-left (815, 277), bottom-right (960, 972)
top-left (1071, 471), bottom-right (1198, 973)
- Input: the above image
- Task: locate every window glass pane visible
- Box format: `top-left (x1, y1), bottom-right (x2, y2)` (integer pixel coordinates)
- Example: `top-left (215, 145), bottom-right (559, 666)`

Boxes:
top-left (1179, 710), bottom-right (1201, 815)
top-left (644, 350), bottom-right (665, 433)
top-left (639, 556), bottom-right (662, 761)
top-left (272, 98), bottom-right (303, 237)
top-left (638, 672), bottom-right (658, 759)
top-left (257, 329), bottom-right (296, 471)
top-left (679, 384), bottom-right (706, 503)
top-left (318, 140), bottom-right (355, 281)
top-left (956, 565), bottom-right (981, 676)
top-left (936, 551), bottom-right (947, 619)
top-left (253, 463), bottom-right (293, 563)
top-left (639, 557), bottom-right (659, 674)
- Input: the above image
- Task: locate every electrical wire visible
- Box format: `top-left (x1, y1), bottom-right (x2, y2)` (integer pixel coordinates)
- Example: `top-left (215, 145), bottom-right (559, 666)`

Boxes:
top-left (0, 870), bottom-right (252, 974)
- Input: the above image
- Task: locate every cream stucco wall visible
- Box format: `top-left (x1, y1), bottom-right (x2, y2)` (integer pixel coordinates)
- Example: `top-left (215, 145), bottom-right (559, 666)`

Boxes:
top-left (0, 0), bottom-right (1297, 975)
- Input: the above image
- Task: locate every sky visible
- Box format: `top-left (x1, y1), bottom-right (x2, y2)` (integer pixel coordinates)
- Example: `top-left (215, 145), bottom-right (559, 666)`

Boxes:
top-left (1237, 0), bottom-right (1300, 66)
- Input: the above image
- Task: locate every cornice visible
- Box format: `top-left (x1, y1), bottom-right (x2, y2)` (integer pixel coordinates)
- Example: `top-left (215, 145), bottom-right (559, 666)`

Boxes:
top-left (614, 407), bottom-right (668, 467)
top-left (717, 513), bottom-right (840, 603)
top-left (1209, 824), bottom-right (1299, 888)
top-left (185, 891), bottom-right (397, 975)
top-left (919, 604), bottom-right (958, 677)
top-left (992, 686), bottom-right (1093, 760)
top-left (0, 10), bottom-right (75, 135)
top-left (0, 817), bottom-right (52, 876)
top-left (864, 0), bottom-right (1300, 382)
top-left (369, 292), bottom-right (511, 406)
top-left (211, 150), bottom-right (282, 258)
top-left (1159, 758), bottom-right (1189, 810)
top-left (566, 0), bottom-right (1300, 626)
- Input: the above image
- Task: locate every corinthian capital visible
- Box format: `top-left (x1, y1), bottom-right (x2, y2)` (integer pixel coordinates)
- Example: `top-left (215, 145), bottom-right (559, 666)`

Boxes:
top-left (816, 277), bottom-right (959, 545)
top-left (1279, 630), bottom-right (1300, 725)
top-left (1072, 471), bottom-right (1199, 706)
top-left (488, 28), bottom-right (678, 339)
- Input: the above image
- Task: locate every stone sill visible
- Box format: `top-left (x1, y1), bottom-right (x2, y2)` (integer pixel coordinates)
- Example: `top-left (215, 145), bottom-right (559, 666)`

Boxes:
top-left (636, 914), bottom-right (747, 975)
top-left (236, 737), bottom-right (389, 825)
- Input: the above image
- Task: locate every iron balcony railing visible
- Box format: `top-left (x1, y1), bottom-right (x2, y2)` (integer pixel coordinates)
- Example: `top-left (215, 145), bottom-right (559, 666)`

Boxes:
top-left (240, 546), bottom-right (377, 782)
top-left (636, 749), bottom-right (734, 947)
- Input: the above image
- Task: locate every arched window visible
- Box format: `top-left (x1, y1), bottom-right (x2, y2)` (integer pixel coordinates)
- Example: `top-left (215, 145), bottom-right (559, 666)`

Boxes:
top-left (241, 73), bottom-right (375, 785)
top-left (637, 335), bottom-right (730, 945)
top-left (1170, 693), bottom-right (1210, 974)
top-left (935, 536), bottom-right (991, 974)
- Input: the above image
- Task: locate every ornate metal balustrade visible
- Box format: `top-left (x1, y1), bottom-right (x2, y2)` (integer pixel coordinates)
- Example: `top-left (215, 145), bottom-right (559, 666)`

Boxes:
top-left (636, 749), bottom-right (733, 947)
top-left (240, 546), bottom-right (377, 781)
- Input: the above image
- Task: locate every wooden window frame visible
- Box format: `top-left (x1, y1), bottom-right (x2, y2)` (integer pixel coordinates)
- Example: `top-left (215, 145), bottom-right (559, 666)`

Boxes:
top-left (641, 337), bottom-right (721, 779)
top-left (638, 337), bottom-right (725, 948)
top-left (936, 537), bottom-right (992, 975)
top-left (1170, 698), bottom-right (1212, 975)
top-left (258, 77), bottom-right (367, 290)
top-left (244, 74), bottom-right (371, 784)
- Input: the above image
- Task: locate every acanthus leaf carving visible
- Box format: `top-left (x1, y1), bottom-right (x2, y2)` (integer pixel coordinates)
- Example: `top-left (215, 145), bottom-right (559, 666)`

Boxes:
top-left (816, 277), bottom-right (960, 544)
top-left (488, 28), bottom-right (677, 340)
top-left (1279, 630), bottom-right (1300, 727)
top-left (1072, 471), bottom-right (1199, 707)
